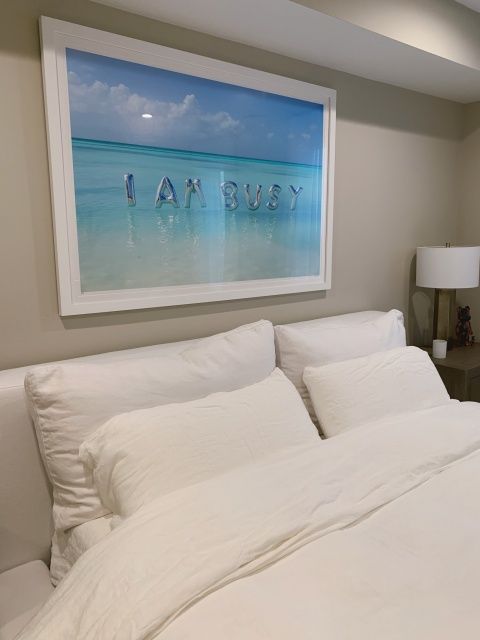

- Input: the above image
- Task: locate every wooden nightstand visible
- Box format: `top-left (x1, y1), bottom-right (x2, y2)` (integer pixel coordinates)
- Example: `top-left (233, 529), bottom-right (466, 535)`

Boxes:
top-left (426, 344), bottom-right (480, 401)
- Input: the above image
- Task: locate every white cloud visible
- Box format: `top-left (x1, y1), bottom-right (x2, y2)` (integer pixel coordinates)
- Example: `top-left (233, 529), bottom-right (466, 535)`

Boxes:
top-left (301, 132), bottom-right (311, 140)
top-left (67, 72), bottom-right (241, 142)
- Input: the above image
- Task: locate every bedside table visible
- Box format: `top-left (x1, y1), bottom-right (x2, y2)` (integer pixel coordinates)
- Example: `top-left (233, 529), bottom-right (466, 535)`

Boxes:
top-left (426, 344), bottom-right (480, 401)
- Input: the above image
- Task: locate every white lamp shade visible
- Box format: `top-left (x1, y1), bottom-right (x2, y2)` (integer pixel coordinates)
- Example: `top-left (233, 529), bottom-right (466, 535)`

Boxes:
top-left (416, 246), bottom-right (480, 289)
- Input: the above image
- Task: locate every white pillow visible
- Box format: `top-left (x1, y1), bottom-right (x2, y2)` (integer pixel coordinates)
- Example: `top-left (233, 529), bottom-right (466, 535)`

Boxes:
top-left (80, 369), bottom-right (319, 519)
top-left (25, 320), bottom-right (275, 531)
top-left (303, 346), bottom-right (451, 437)
top-left (275, 310), bottom-right (406, 420)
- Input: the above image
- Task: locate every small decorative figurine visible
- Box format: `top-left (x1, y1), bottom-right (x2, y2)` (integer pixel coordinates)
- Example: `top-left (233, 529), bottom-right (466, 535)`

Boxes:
top-left (455, 306), bottom-right (475, 347)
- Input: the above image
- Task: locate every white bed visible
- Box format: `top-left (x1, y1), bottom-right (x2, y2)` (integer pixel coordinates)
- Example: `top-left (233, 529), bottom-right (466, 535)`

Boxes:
top-left (11, 309), bottom-right (464, 640)
top-left (17, 401), bottom-right (480, 639)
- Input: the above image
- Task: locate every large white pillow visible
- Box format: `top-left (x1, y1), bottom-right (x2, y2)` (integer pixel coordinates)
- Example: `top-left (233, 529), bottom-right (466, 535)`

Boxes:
top-left (275, 310), bottom-right (406, 420)
top-left (25, 320), bottom-right (275, 531)
top-left (303, 346), bottom-right (451, 437)
top-left (80, 369), bottom-right (319, 519)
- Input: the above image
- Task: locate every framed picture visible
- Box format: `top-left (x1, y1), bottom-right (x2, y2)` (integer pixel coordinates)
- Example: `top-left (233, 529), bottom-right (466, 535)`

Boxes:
top-left (40, 17), bottom-right (336, 316)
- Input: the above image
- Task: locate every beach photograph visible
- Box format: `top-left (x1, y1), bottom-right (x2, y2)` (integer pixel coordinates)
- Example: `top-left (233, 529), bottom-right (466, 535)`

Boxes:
top-left (66, 48), bottom-right (324, 293)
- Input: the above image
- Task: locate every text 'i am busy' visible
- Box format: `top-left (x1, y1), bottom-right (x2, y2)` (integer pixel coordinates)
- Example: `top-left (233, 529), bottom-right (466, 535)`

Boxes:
top-left (123, 175), bottom-right (304, 211)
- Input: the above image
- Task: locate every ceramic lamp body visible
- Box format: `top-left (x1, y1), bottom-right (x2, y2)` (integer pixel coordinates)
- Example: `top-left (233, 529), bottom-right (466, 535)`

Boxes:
top-left (433, 289), bottom-right (456, 344)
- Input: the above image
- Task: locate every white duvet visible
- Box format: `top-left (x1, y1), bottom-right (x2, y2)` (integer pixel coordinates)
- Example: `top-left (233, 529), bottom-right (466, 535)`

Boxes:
top-left (18, 401), bottom-right (480, 639)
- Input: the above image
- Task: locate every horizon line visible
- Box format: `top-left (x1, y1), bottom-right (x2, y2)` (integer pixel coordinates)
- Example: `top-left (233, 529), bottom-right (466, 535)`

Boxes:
top-left (71, 136), bottom-right (322, 169)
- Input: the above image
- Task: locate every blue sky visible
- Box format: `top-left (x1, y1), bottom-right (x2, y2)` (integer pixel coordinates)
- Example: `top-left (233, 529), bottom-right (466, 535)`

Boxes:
top-left (66, 49), bottom-right (323, 165)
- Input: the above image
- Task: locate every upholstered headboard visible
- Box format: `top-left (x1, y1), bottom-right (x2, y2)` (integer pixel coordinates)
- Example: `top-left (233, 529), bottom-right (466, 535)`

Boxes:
top-left (0, 366), bottom-right (52, 572)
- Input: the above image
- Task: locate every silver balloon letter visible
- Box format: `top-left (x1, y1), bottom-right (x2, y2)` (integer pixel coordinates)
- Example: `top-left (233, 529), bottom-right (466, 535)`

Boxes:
top-left (288, 185), bottom-right (303, 211)
top-left (244, 184), bottom-right (262, 211)
top-left (221, 181), bottom-right (239, 211)
top-left (155, 176), bottom-right (179, 208)
top-left (124, 173), bottom-right (136, 207)
top-left (184, 178), bottom-right (206, 208)
top-left (266, 184), bottom-right (281, 210)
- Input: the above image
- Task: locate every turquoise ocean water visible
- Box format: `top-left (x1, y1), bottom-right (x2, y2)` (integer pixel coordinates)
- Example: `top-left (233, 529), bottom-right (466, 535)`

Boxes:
top-left (72, 138), bottom-right (322, 292)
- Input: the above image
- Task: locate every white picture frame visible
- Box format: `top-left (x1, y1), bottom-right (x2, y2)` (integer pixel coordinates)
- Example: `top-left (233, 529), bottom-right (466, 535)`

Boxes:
top-left (40, 16), bottom-right (336, 316)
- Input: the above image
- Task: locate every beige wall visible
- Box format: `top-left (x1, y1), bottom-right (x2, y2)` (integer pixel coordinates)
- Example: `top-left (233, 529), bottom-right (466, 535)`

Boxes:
top-left (0, 0), bottom-right (463, 369)
top-left (458, 103), bottom-right (480, 334)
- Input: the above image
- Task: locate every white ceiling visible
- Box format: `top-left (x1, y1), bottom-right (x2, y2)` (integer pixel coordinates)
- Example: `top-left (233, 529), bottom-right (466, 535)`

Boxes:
top-left (455, 0), bottom-right (480, 12)
top-left (93, 0), bottom-right (480, 102)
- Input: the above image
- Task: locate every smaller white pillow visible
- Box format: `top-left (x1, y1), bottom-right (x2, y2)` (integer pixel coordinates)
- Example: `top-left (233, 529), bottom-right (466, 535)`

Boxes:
top-left (80, 369), bottom-right (319, 519)
top-left (275, 310), bottom-right (406, 421)
top-left (303, 346), bottom-right (451, 437)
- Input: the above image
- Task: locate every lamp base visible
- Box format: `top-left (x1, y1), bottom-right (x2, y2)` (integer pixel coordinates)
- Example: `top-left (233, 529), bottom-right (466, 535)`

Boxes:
top-left (433, 289), bottom-right (456, 349)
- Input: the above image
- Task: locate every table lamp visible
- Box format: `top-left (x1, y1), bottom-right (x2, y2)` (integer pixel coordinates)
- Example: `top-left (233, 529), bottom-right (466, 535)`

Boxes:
top-left (416, 244), bottom-right (480, 347)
